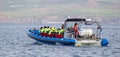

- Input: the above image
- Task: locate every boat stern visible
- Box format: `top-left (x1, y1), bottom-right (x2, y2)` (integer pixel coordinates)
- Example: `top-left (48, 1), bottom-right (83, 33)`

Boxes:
top-left (75, 39), bottom-right (108, 46)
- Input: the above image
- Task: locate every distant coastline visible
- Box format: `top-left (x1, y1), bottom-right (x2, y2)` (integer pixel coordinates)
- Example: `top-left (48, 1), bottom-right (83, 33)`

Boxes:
top-left (0, 15), bottom-right (120, 23)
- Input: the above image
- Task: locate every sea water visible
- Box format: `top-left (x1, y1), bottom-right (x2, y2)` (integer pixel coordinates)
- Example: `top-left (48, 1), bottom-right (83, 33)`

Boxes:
top-left (0, 23), bottom-right (120, 57)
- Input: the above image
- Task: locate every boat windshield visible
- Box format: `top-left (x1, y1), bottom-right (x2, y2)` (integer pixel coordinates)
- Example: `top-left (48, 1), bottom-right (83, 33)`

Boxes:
top-left (65, 21), bottom-right (99, 37)
top-left (65, 22), bottom-right (81, 28)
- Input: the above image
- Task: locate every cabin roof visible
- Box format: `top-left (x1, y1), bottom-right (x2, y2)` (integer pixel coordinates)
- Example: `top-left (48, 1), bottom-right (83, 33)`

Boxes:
top-left (65, 18), bottom-right (86, 22)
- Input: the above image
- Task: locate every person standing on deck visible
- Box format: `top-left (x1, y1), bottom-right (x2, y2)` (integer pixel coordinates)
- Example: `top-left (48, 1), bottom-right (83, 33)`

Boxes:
top-left (74, 23), bottom-right (79, 38)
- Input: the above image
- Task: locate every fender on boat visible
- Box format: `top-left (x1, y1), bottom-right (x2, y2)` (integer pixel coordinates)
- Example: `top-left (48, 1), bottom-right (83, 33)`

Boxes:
top-left (101, 38), bottom-right (108, 46)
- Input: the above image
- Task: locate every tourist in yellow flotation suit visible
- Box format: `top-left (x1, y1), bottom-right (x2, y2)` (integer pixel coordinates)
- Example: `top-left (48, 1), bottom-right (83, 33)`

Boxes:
top-left (39, 27), bottom-right (43, 33)
top-left (40, 27), bottom-right (46, 33)
top-left (48, 27), bottom-right (56, 35)
top-left (43, 26), bottom-right (50, 33)
top-left (40, 28), bottom-right (44, 33)
top-left (46, 26), bottom-right (51, 33)
top-left (57, 28), bottom-right (64, 35)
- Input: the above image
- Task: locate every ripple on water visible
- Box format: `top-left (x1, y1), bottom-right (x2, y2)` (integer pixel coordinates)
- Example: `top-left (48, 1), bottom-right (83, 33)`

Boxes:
top-left (92, 52), bottom-right (96, 54)
top-left (115, 47), bottom-right (120, 49)
top-left (73, 55), bottom-right (81, 57)
top-left (86, 56), bottom-right (92, 57)
top-left (112, 51), bottom-right (120, 54)
top-left (112, 47), bottom-right (120, 54)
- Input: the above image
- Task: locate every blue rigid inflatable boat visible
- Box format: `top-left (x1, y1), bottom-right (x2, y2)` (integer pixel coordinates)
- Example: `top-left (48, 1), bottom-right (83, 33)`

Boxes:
top-left (27, 29), bottom-right (108, 46)
top-left (27, 18), bottom-right (108, 46)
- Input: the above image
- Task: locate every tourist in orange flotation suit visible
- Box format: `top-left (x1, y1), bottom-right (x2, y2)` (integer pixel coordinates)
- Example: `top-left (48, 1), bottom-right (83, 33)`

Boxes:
top-left (74, 23), bottom-right (79, 38)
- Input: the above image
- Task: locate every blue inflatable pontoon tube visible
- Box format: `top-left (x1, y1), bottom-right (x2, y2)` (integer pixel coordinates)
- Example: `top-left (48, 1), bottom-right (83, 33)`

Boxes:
top-left (101, 38), bottom-right (108, 46)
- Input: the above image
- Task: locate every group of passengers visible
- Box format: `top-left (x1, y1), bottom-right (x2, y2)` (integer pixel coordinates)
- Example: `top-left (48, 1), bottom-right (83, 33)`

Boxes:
top-left (39, 26), bottom-right (64, 38)
top-left (29, 25), bottom-right (64, 38)
top-left (30, 23), bottom-right (79, 38)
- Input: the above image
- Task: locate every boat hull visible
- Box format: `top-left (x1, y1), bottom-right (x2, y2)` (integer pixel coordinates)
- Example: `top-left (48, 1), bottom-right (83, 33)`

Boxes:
top-left (27, 30), bottom-right (108, 46)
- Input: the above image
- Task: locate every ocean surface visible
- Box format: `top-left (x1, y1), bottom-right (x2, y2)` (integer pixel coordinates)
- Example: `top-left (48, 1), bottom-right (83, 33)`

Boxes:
top-left (0, 23), bottom-right (120, 57)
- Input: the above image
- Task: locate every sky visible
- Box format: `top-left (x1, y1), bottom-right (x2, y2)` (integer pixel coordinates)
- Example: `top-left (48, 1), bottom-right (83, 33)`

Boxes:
top-left (0, 0), bottom-right (120, 23)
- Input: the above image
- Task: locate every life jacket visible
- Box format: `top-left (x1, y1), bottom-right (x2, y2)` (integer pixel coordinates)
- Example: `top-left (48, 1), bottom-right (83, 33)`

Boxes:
top-left (39, 29), bottom-right (43, 33)
top-left (46, 28), bottom-right (50, 33)
top-left (40, 29), bottom-right (44, 33)
top-left (51, 27), bottom-right (56, 32)
top-left (40, 28), bottom-right (46, 36)
top-left (44, 28), bottom-right (48, 33)
top-left (57, 29), bottom-right (64, 35)
top-left (48, 27), bottom-right (55, 35)
top-left (55, 29), bottom-right (64, 38)
top-left (47, 27), bottom-right (56, 37)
